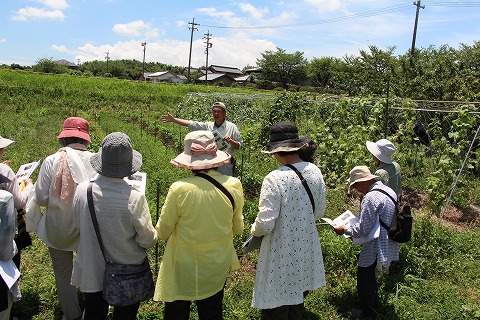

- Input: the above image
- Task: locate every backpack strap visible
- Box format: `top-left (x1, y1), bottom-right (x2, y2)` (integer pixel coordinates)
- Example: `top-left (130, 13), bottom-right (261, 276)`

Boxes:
top-left (370, 188), bottom-right (397, 231)
top-left (285, 164), bottom-right (315, 213)
top-left (195, 172), bottom-right (234, 210)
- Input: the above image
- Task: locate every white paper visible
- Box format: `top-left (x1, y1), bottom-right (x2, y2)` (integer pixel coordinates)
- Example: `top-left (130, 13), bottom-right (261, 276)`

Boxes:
top-left (124, 171), bottom-right (147, 194)
top-left (15, 160), bottom-right (41, 183)
top-left (0, 260), bottom-right (21, 289)
top-left (322, 210), bottom-right (357, 228)
top-left (352, 220), bottom-right (380, 246)
top-left (212, 129), bottom-right (230, 151)
top-left (322, 210), bottom-right (380, 246)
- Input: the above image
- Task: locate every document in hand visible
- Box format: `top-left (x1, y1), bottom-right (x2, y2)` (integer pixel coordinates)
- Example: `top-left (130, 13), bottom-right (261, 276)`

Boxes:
top-left (15, 160), bottom-right (41, 183)
top-left (212, 129), bottom-right (230, 151)
top-left (124, 171), bottom-right (147, 194)
top-left (242, 235), bottom-right (263, 254)
top-left (0, 260), bottom-right (21, 289)
top-left (322, 210), bottom-right (380, 246)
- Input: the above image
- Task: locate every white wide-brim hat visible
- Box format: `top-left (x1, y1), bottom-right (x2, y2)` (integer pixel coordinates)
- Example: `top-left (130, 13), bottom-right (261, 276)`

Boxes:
top-left (171, 130), bottom-right (231, 170)
top-left (0, 136), bottom-right (15, 149)
top-left (366, 139), bottom-right (396, 164)
top-left (347, 165), bottom-right (379, 193)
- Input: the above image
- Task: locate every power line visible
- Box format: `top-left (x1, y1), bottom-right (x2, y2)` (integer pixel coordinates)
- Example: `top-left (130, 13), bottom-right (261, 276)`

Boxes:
top-left (199, 4), bottom-right (412, 30)
top-left (198, 2), bottom-right (480, 30)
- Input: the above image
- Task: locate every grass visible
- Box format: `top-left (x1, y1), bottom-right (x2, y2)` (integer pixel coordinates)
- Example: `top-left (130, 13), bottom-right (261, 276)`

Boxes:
top-left (1, 70), bottom-right (479, 319)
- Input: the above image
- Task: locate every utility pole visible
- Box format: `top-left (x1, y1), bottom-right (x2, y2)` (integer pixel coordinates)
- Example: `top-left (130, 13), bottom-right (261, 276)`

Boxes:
top-left (105, 51), bottom-right (110, 74)
top-left (411, 0), bottom-right (425, 54)
top-left (203, 31), bottom-right (212, 85)
top-left (187, 18), bottom-right (199, 83)
top-left (141, 41), bottom-right (147, 80)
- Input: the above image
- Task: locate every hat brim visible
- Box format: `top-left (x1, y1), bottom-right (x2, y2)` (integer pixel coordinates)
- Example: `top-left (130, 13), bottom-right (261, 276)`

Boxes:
top-left (90, 149), bottom-right (142, 178)
top-left (347, 174), bottom-right (378, 193)
top-left (261, 140), bottom-right (306, 154)
top-left (171, 150), bottom-right (231, 170)
top-left (58, 130), bottom-right (91, 143)
top-left (366, 141), bottom-right (392, 164)
top-left (0, 138), bottom-right (15, 149)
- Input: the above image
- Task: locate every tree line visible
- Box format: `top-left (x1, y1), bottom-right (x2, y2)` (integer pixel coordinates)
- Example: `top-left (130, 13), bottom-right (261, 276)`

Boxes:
top-left (2, 40), bottom-right (479, 101)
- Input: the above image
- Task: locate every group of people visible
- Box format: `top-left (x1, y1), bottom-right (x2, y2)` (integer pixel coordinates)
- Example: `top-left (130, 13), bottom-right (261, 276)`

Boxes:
top-left (0, 101), bottom-right (402, 320)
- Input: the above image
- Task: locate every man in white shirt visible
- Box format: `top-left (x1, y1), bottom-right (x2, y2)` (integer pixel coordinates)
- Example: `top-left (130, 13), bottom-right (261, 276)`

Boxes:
top-left (161, 102), bottom-right (242, 176)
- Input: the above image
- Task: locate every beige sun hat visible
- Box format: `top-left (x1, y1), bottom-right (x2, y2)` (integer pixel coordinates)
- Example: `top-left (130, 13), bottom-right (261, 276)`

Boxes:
top-left (211, 102), bottom-right (226, 111)
top-left (347, 165), bottom-right (379, 193)
top-left (0, 136), bottom-right (15, 149)
top-left (171, 130), bottom-right (231, 170)
top-left (366, 139), bottom-right (396, 164)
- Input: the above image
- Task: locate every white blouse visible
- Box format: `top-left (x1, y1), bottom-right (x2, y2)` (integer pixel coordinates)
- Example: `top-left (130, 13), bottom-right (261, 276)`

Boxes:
top-left (250, 162), bottom-right (327, 309)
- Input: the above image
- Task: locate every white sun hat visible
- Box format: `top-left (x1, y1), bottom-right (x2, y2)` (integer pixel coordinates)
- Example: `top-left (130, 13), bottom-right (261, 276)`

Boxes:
top-left (366, 139), bottom-right (396, 164)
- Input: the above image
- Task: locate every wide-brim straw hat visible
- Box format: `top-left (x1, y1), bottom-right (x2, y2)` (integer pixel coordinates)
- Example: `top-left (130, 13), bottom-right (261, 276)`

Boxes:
top-left (261, 121), bottom-right (306, 154)
top-left (347, 165), bottom-right (379, 193)
top-left (171, 130), bottom-right (231, 170)
top-left (90, 132), bottom-right (142, 178)
top-left (366, 139), bottom-right (396, 164)
top-left (0, 136), bottom-right (15, 149)
top-left (57, 117), bottom-right (91, 143)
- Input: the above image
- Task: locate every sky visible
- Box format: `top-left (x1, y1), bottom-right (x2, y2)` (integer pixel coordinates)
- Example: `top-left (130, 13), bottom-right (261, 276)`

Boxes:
top-left (1, 0), bottom-right (479, 69)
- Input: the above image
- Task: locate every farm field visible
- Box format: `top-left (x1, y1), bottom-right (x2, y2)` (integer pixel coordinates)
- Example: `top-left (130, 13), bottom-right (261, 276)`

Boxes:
top-left (1, 70), bottom-right (479, 319)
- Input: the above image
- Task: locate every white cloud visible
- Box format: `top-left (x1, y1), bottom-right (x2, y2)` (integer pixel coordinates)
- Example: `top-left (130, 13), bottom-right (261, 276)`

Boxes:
top-left (0, 38), bottom-right (6, 44)
top-left (35, 0), bottom-right (69, 10)
top-left (51, 44), bottom-right (73, 54)
top-left (239, 3), bottom-right (269, 19)
top-left (176, 20), bottom-right (186, 27)
top-left (304, 0), bottom-right (343, 12)
top-left (68, 31), bottom-right (276, 69)
top-left (113, 20), bottom-right (160, 39)
top-left (197, 8), bottom-right (236, 20)
top-left (11, 7), bottom-right (66, 21)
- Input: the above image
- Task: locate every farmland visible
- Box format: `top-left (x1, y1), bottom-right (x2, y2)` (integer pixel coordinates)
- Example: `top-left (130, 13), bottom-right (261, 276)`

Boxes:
top-left (1, 70), bottom-right (479, 319)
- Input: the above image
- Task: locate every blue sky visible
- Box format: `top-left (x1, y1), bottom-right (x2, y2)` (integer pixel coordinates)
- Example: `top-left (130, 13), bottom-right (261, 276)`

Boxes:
top-left (1, 1), bottom-right (479, 69)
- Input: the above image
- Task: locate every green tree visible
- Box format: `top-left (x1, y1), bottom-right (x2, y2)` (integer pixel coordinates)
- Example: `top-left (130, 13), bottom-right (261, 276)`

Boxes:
top-left (396, 45), bottom-right (459, 100)
top-left (33, 58), bottom-right (68, 74)
top-left (356, 45), bottom-right (396, 95)
top-left (307, 56), bottom-right (335, 88)
top-left (256, 47), bottom-right (307, 88)
top-left (455, 41), bottom-right (480, 101)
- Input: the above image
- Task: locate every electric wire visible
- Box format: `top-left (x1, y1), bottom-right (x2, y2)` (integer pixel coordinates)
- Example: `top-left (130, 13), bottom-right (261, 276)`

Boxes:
top-left (199, 2), bottom-right (480, 30)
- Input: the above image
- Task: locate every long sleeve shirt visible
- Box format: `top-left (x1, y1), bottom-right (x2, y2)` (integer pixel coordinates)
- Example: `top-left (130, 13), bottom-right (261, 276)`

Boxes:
top-left (250, 162), bottom-right (327, 309)
top-left (0, 163), bottom-right (32, 209)
top-left (71, 176), bottom-right (158, 293)
top-left (344, 181), bottom-right (400, 268)
top-left (154, 170), bottom-right (244, 302)
top-left (374, 161), bottom-right (402, 198)
top-left (35, 147), bottom-right (96, 250)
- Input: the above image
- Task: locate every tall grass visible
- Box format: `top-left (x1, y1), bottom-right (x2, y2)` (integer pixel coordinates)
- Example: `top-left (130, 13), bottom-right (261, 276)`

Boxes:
top-left (1, 70), bottom-right (479, 319)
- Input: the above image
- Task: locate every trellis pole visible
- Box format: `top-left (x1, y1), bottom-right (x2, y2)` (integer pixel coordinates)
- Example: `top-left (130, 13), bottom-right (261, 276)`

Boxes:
top-left (440, 124), bottom-right (480, 222)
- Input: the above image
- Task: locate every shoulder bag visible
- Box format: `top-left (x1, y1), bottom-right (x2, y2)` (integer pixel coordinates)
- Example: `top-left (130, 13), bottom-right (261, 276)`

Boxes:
top-left (87, 182), bottom-right (154, 306)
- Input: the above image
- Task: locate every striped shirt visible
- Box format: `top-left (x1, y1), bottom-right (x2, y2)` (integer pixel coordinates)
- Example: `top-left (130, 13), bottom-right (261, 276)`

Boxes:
top-left (344, 181), bottom-right (400, 268)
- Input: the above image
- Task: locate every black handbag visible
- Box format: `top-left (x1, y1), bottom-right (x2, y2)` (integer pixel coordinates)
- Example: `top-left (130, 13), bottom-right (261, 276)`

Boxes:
top-left (15, 209), bottom-right (32, 251)
top-left (87, 182), bottom-right (154, 306)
